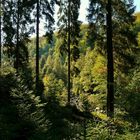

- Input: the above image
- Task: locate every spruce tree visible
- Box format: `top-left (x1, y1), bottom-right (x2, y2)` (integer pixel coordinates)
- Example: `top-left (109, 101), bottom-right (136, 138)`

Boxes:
top-left (57, 0), bottom-right (81, 104)
top-left (0, 0), bottom-right (1, 68)
top-left (15, 0), bottom-right (20, 71)
top-left (35, 0), bottom-right (56, 95)
top-left (10, 73), bottom-right (47, 139)
top-left (68, 0), bottom-right (71, 103)
top-left (87, 0), bottom-right (137, 117)
top-left (2, 0), bottom-right (35, 70)
top-left (36, 0), bottom-right (40, 94)
top-left (87, 0), bottom-right (137, 67)
top-left (106, 0), bottom-right (114, 117)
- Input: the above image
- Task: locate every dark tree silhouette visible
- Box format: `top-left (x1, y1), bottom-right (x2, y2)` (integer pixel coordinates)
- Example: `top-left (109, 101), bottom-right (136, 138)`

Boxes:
top-left (15, 0), bottom-right (20, 71)
top-left (57, 0), bottom-right (81, 104)
top-left (67, 0), bottom-right (71, 103)
top-left (35, 0), bottom-right (56, 95)
top-left (87, 0), bottom-right (136, 118)
top-left (2, 0), bottom-right (35, 70)
top-left (106, 0), bottom-right (114, 117)
top-left (36, 0), bottom-right (40, 94)
top-left (0, 0), bottom-right (2, 69)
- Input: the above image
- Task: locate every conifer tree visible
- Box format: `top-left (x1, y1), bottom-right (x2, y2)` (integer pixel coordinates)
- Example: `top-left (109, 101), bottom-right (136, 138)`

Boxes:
top-left (67, 0), bottom-right (71, 103)
top-left (57, 0), bottom-right (81, 104)
top-left (36, 0), bottom-right (40, 94)
top-left (0, 0), bottom-right (2, 68)
top-left (15, 0), bottom-right (20, 71)
top-left (11, 73), bottom-right (47, 139)
top-left (2, 0), bottom-right (35, 70)
top-left (87, 0), bottom-right (137, 117)
top-left (35, 0), bottom-right (56, 95)
top-left (106, 0), bottom-right (114, 117)
top-left (87, 0), bottom-right (137, 66)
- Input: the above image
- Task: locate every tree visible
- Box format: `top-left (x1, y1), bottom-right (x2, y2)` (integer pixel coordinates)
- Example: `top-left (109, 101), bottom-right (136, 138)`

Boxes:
top-left (15, 0), bottom-right (20, 71)
top-left (2, 0), bottom-right (35, 70)
top-left (35, 0), bottom-right (56, 95)
top-left (67, 0), bottom-right (71, 103)
top-left (87, 0), bottom-right (137, 117)
top-left (106, 0), bottom-right (114, 117)
top-left (36, 0), bottom-right (40, 94)
top-left (57, 0), bottom-right (81, 104)
top-left (0, 0), bottom-right (2, 69)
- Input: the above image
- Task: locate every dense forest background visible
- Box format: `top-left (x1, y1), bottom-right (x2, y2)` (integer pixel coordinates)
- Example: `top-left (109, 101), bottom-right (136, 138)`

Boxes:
top-left (1, 0), bottom-right (140, 139)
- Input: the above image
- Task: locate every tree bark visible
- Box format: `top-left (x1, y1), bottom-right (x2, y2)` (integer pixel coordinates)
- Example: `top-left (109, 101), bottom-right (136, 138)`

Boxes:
top-left (15, 0), bottom-right (20, 71)
top-left (67, 0), bottom-right (71, 104)
top-left (106, 0), bottom-right (114, 118)
top-left (0, 0), bottom-right (1, 69)
top-left (36, 0), bottom-right (40, 95)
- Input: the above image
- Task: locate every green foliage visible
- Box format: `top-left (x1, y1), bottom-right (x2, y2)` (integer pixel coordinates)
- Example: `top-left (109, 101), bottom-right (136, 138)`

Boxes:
top-left (43, 73), bottom-right (67, 105)
top-left (123, 70), bottom-right (140, 121)
top-left (2, 0), bottom-right (34, 68)
top-left (0, 69), bottom-right (47, 139)
top-left (87, 0), bottom-right (137, 71)
top-left (1, 0), bottom-right (140, 139)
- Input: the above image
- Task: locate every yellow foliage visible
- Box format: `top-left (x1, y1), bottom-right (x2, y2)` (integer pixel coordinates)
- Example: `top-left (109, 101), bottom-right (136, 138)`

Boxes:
top-left (92, 112), bottom-right (108, 121)
top-left (135, 12), bottom-right (140, 23)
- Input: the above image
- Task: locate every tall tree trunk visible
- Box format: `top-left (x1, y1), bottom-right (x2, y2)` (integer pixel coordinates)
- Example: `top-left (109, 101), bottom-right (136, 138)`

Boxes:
top-left (67, 0), bottom-right (71, 104)
top-left (106, 0), bottom-right (114, 118)
top-left (0, 0), bottom-right (1, 69)
top-left (15, 0), bottom-right (20, 71)
top-left (36, 0), bottom-right (39, 95)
